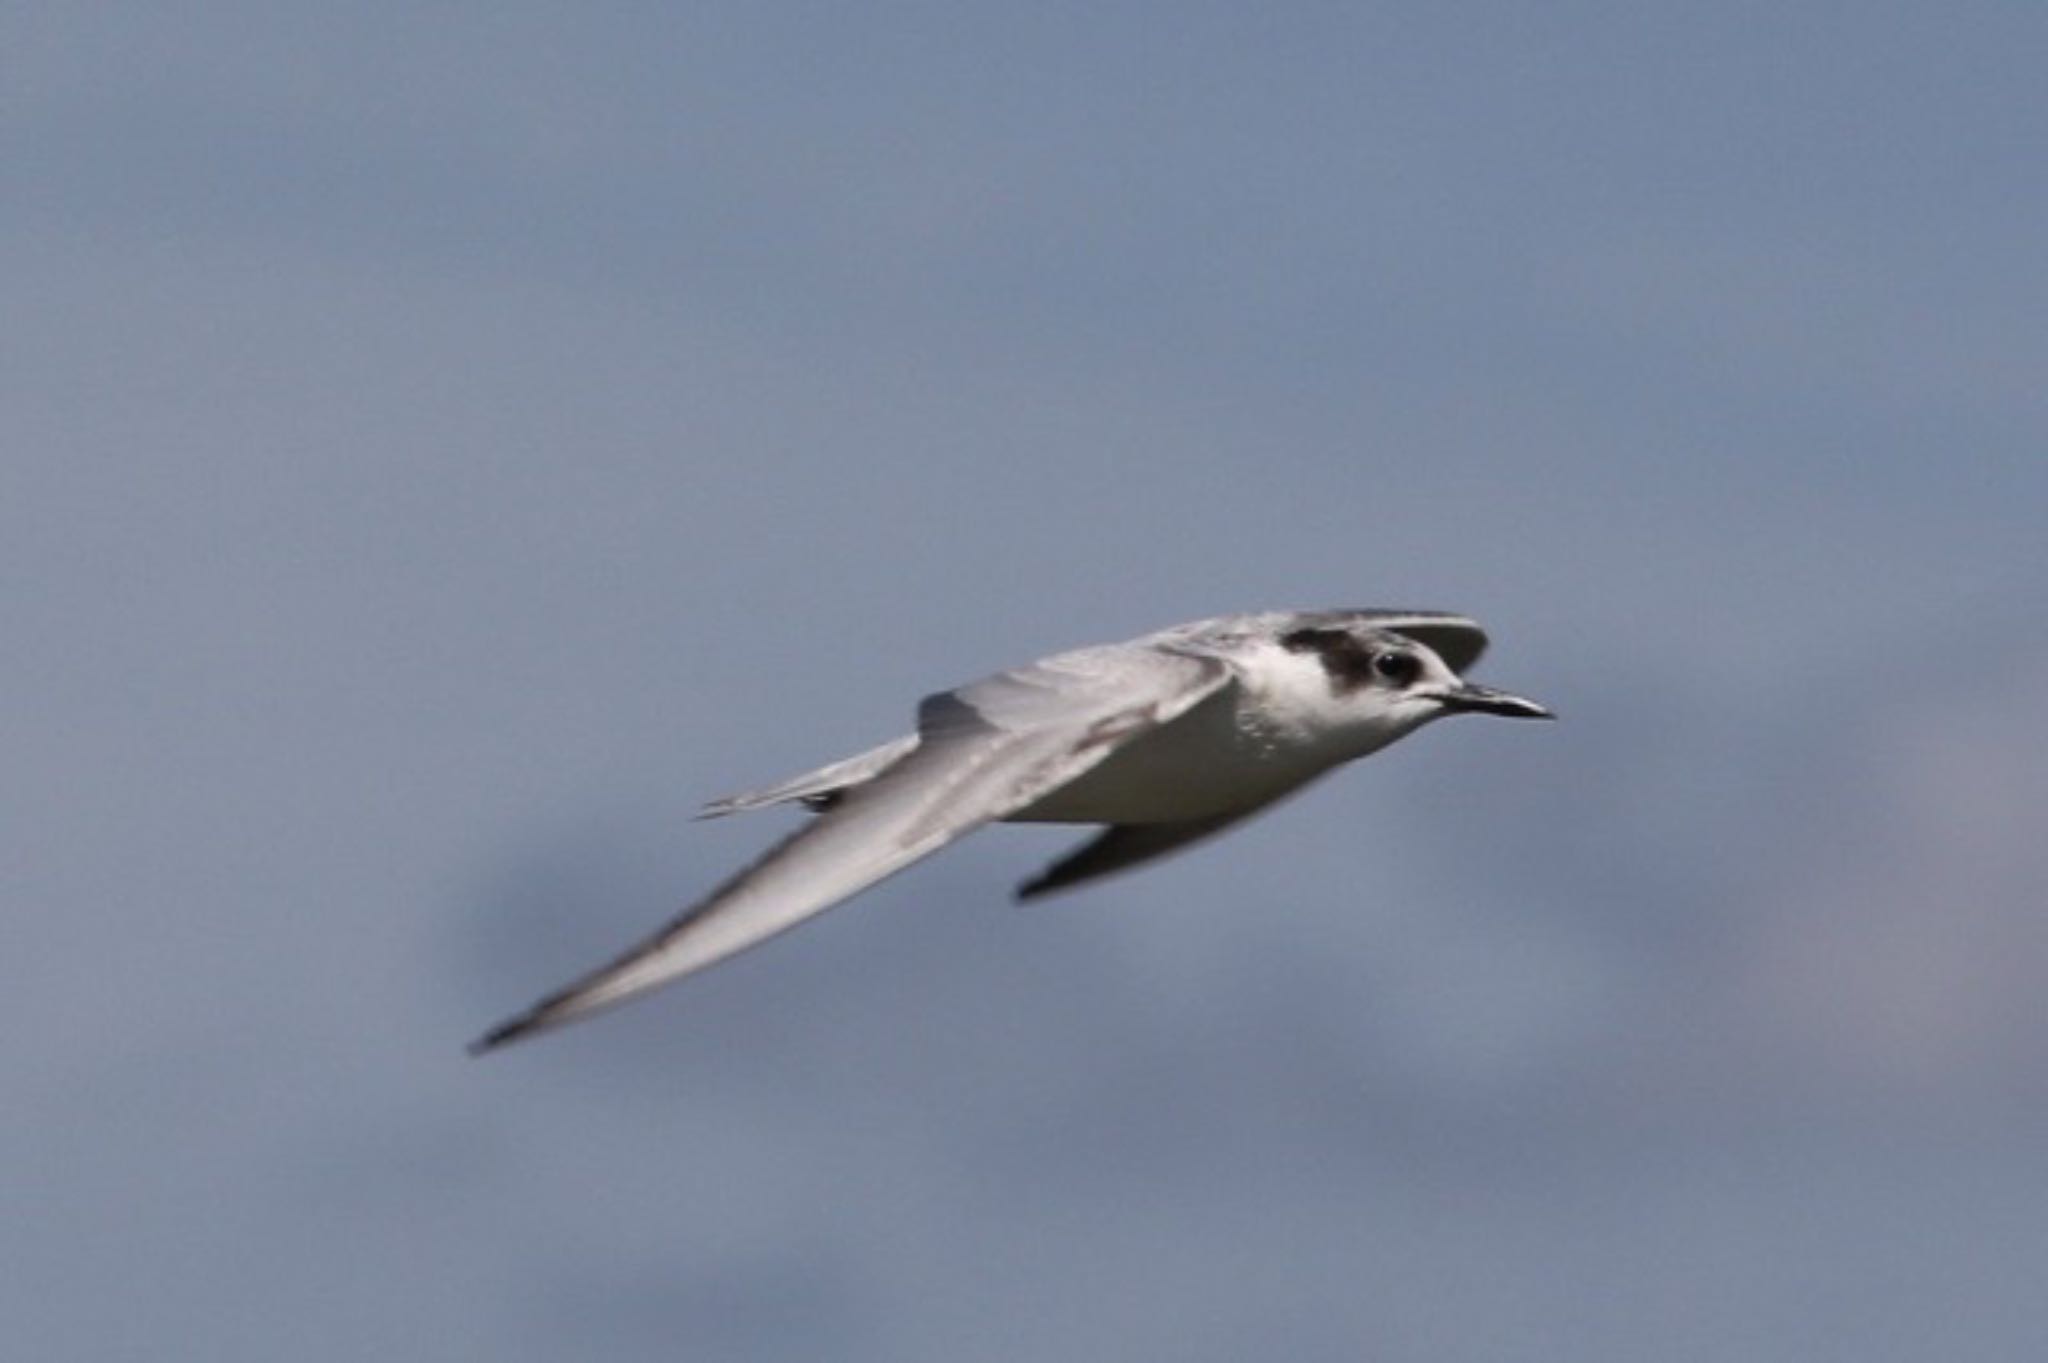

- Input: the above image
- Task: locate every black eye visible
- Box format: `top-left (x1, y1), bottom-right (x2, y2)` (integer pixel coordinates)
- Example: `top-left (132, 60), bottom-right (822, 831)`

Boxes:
top-left (1372, 651), bottom-right (1418, 685)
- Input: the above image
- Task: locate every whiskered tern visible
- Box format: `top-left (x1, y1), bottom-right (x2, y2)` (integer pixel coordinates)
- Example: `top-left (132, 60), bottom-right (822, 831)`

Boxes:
top-left (471, 609), bottom-right (1550, 1053)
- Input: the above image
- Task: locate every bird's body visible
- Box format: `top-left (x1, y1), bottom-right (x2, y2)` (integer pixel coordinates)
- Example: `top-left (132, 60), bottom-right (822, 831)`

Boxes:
top-left (1008, 683), bottom-right (1309, 824)
top-left (472, 609), bottom-right (1550, 1053)
top-left (1009, 639), bottom-right (1348, 823)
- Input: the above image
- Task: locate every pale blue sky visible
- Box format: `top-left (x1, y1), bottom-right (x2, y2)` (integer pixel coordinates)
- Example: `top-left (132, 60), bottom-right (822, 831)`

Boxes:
top-left (9, 6), bottom-right (2047, 1360)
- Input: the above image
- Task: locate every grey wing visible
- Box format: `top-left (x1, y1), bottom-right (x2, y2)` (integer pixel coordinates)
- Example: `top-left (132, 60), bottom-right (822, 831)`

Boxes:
top-left (1353, 612), bottom-right (1489, 672)
top-left (469, 645), bottom-right (1233, 1052)
top-left (1166, 610), bottom-right (1490, 673)
top-left (1014, 812), bottom-right (1250, 902)
top-left (1323, 611), bottom-right (1489, 672)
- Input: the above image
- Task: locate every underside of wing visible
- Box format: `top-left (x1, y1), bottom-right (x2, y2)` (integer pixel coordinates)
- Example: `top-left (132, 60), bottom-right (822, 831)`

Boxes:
top-left (469, 648), bottom-right (1233, 1052)
top-left (1014, 812), bottom-right (1249, 902)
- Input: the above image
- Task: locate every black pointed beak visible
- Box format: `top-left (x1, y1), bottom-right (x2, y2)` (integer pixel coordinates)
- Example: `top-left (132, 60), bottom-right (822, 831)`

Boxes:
top-left (1433, 683), bottom-right (1554, 720)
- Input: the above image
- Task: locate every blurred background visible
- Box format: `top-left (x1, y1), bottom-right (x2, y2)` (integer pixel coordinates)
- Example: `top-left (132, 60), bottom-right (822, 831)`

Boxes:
top-left (9, 5), bottom-right (2046, 1359)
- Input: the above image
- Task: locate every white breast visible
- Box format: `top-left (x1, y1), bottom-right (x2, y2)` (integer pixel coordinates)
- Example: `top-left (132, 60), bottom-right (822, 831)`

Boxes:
top-left (1007, 682), bottom-right (1328, 825)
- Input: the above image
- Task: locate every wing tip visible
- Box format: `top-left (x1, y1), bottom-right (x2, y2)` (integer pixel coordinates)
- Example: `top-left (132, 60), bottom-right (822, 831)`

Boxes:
top-left (466, 1010), bottom-right (542, 1056)
top-left (466, 990), bottom-right (586, 1056)
top-left (1013, 867), bottom-right (1083, 903)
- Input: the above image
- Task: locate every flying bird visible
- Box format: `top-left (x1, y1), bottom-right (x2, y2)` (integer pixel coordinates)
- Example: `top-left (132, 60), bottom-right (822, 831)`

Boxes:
top-left (470, 609), bottom-right (1551, 1052)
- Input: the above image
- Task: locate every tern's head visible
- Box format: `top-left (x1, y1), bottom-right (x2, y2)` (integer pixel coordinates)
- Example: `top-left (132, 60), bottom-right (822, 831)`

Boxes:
top-left (1275, 619), bottom-right (1552, 747)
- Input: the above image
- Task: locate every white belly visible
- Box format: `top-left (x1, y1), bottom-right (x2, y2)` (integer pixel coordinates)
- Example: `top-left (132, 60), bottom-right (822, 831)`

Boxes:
top-left (1006, 693), bottom-right (1328, 825)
